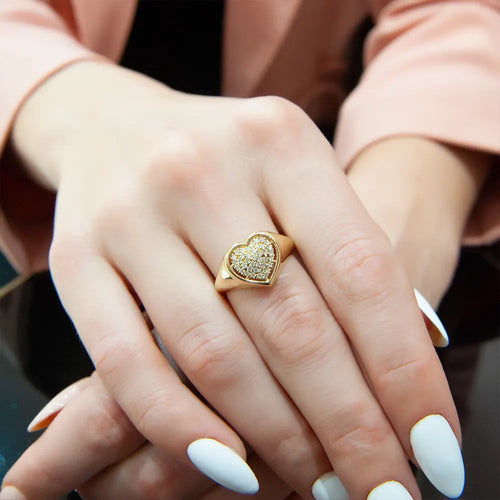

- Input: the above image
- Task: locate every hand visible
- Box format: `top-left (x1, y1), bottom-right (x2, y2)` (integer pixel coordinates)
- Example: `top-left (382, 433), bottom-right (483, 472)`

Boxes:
top-left (347, 136), bottom-right (491, 306)
top-left (1, 372), bottom-right (301, 500)
top-left (4, 60), bottom-right (462, 499)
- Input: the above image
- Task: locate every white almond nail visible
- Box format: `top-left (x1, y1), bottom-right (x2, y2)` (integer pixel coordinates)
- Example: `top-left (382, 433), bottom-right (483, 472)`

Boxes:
top-left (187, 438), bottom-right (259, 494)
top-left (414, 289), bottom-right (449, 347)
top-left (367, 481), bottom-right (413, 500)
top-left (410, 414), bottom-right (464, 498)
top-left (0, 486), bottom-right (27, 500)
top-left (312, 471), bottom-right (349, 500)
top-left (27, 378), bottom-right (89, 432)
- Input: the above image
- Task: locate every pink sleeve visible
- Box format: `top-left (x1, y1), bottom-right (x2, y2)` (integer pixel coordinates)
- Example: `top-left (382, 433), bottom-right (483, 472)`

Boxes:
top-left (0, 1), bottom-right (106, 273)
top-left (334, 0), bottom-right (500, 244)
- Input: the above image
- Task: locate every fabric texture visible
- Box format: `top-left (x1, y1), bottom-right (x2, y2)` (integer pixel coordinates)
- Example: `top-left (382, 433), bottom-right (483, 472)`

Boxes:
top-left (0, 0), bottom-right (499, 273)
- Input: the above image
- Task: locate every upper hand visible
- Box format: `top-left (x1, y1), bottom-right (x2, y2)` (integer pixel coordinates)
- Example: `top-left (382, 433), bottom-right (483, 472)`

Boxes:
top-left (4, 61), bottom-right (462, 500)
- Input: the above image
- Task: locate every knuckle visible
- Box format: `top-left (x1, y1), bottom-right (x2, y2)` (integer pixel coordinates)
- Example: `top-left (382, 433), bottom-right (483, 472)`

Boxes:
top-left (143, 130), bottom-right (212, 195)
top-left (91, 337), bottom-right (178, 435)
top-left (135, 468), bottom-right (172, 500)
top-left (133, 452), bottom-right (187, 499)
top-left (326, 409), bottom-right (390, 460)
top-left (133, 388), bottom-right (178, 433)
top-left (375, 355), bottom-right (430, 397)
top-left (266, 424), bottom-right (324, 470)
top-left (91, 334), bottom-right (137, 383)
top-left (49, 234), bottom-right (81, 279)
top-left (83, 392), bottom-right (137, 456)
top-left (327, 236), bottom-right (395, 302)
top-left (234, 96), bottom-right (308, 149)
top-left (132, 447), bottom-right (203, 499)
top-left (259, 287), bottom-right (327, 365)
top-left (179, 321), bottom-right (246, 386)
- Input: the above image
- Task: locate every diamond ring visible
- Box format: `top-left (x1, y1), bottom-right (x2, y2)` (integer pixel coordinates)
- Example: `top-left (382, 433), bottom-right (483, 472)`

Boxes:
top-left (215, 232), bottom-right (294, 292)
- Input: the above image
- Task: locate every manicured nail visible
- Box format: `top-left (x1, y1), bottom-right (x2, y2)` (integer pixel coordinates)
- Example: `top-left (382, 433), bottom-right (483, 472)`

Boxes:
top-left (414, 289), bottom-right (449, 347)
top-left (410, 414), bottom-right (464, 498)
top-left (187, 438), bottom-right (259, 494)
top-left (367, 481), bottom-right (413, 500)
top-left (312, 471), bottom-right (349, 500)
top-left (0, 486), bottom-right (26, 500)
top-left (27, 378), bottom-right (89, 432)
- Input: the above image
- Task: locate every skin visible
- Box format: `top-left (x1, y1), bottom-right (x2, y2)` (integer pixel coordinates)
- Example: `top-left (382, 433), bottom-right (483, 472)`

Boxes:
top-left (1, 60), bottom-right (490, 499)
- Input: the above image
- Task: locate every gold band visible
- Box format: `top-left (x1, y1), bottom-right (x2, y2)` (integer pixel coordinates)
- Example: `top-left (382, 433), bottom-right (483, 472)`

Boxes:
top-left (215, 232), bottom-right (294, 293)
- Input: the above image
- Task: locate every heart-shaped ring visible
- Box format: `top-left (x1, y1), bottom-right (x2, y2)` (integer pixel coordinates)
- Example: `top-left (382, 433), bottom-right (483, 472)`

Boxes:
top-left (215, 232), bottom-right (294, 292)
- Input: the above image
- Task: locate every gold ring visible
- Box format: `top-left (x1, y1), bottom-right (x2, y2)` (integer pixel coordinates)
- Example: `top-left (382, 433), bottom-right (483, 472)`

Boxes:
top-left (215, 232), bottom-right (294, 293)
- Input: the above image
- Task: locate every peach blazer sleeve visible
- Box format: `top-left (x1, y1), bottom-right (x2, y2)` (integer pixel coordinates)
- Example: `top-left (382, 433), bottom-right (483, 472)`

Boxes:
top-left (335, 0), bottom-right (500, 244)
top-left (0, 1), bottom-right (107, 272)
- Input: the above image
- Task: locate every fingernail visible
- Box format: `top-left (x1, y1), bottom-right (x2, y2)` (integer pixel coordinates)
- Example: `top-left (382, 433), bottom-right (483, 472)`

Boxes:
top-left (312, 471), bottom-right (349, 500)
top-left (414, 289), bottom-right (449, 347)
top-left (27, 378), bottom-right (89, 432)
top-left (367, 481), bottom-right (413, 500)
top-left (410, 414), bottom-right (464, 498)
top-left (187, 438), bottom-right (259, 495)
top-left (0, 486), bottom-right (26, 500)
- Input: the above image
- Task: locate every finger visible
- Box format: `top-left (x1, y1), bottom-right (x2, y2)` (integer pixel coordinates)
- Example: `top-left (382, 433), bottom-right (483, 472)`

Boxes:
top-left (161, 163), bottom-right (420, 498)
top-left (261, 105), bottom-right (463, 497)
top-left (49, 248), bottom-right (257, 494)
top-left (1, 373), bottom-right (144, 500)
top-left (209, 255), bottom-right (420, 500)
top-left (79, 442), bottom-right (212, 500)
top-left (108, 221), bottom-right (332, 497)
top-left (81, 446), bottom-right (293, 500)
top-left (27, 378), bottom-right (90, 432)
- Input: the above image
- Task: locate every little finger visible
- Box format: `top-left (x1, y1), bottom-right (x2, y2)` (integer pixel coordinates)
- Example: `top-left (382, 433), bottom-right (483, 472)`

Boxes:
top-left (79, 443), bottom-right (212, 500)
top-left (264, 135), bottom-right (463, 498)
top-left (50, 251), bottom-right (257, 494)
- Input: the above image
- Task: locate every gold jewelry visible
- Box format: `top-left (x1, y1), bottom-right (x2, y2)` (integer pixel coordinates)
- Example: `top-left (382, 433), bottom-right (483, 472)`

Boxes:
top-left (215, 232), bottom-right (294, 292)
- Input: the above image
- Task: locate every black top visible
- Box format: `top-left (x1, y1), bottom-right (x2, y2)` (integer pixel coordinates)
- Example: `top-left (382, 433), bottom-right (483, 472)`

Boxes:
top-left (120, 0), bottom-right (224, 96)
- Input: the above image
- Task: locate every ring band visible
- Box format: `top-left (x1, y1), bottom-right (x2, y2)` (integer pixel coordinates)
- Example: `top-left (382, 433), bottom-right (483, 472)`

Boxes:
top-left (215, 232), bottom-right (294, 292)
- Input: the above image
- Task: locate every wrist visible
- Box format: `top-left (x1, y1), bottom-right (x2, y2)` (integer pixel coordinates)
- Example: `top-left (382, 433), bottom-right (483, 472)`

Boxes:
top-left (347, 137), bottom-right (490, 306)
top-left (10, 61), bottom-right (175, 190)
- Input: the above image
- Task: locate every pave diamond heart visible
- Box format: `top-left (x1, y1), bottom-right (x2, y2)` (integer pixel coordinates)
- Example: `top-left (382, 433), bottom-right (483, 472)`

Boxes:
top-left (227, 234), bottom-right (279, 284)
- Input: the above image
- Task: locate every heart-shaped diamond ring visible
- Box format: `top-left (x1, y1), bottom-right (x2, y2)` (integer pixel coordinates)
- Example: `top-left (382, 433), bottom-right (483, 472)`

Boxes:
top-left (215, 232), bottom-right (294, 292)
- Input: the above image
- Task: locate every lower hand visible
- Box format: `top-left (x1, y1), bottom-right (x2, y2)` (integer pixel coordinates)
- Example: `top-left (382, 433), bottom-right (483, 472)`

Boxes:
top-left (2, 372), bottom-right (299, 499)
top-left (347, 136), bottom-right (490, 306)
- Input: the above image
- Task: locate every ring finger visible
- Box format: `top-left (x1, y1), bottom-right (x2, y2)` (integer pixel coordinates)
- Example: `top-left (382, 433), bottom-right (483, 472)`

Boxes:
top-left (161, 183), bottom-right (420, 499)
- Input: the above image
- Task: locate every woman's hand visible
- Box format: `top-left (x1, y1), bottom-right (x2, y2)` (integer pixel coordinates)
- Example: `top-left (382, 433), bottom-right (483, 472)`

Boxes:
top-left (1, 372), bottom-right (300, 500)
top-left (347, 136), bottom-right (491, 307)
top-left (3, 60), bottom-right (463, 500)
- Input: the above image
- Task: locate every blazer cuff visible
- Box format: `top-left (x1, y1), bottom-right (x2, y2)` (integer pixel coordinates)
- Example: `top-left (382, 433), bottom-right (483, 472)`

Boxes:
top-left (0, 2), bottom-right (108, 272)
top-left (334, 0), bottom-right (500, 245)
